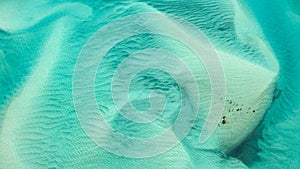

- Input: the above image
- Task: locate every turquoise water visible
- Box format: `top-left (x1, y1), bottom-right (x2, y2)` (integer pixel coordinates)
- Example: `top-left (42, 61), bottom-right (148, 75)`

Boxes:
top-left (234, 0), bottom-right (300, 168)
top-left (0, 0), bottom-right (299, 168)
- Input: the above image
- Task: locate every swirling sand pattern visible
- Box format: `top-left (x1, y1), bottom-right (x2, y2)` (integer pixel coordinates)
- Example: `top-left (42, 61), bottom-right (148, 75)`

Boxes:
top-left (0, 0), bottom-right (298, 168)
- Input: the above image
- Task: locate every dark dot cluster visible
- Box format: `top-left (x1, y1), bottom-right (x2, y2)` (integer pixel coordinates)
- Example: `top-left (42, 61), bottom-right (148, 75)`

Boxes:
top-left (225, 98), bottom-right (257, 114)
top-left (222, 116), bottom-right (226, 124)
top-left (219, 97), bottom-right (258, 126)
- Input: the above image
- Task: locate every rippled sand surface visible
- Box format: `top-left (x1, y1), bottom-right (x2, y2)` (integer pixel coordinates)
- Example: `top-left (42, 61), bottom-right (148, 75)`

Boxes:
top-left (0, 1), bottom-right (299, 168)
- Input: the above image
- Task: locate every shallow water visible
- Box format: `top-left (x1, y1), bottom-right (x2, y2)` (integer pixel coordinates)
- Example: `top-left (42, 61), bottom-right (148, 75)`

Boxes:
top-left (0, 0), bottom-right (299, 168)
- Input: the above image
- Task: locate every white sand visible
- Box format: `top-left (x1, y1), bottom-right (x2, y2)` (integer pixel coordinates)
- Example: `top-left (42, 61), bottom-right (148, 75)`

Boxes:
top-left (0, 18), bottom-right (65, 168)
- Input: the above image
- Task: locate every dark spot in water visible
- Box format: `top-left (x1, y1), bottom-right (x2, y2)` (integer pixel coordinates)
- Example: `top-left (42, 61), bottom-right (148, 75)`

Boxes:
top-left (253, 110), bottom-right (256, 113)
top-left (273, 87), bottom-right (282, 101)
top-left (223, 116), bottom-right (226, 119)
top-left (218, 26), bottom-right (227, 31)
top-left (237, 109), bottom-right (239, 111)
top-left (0, 28), bottom-right (9, 35)
top-left (222, 119), bottom-right (226, 124)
